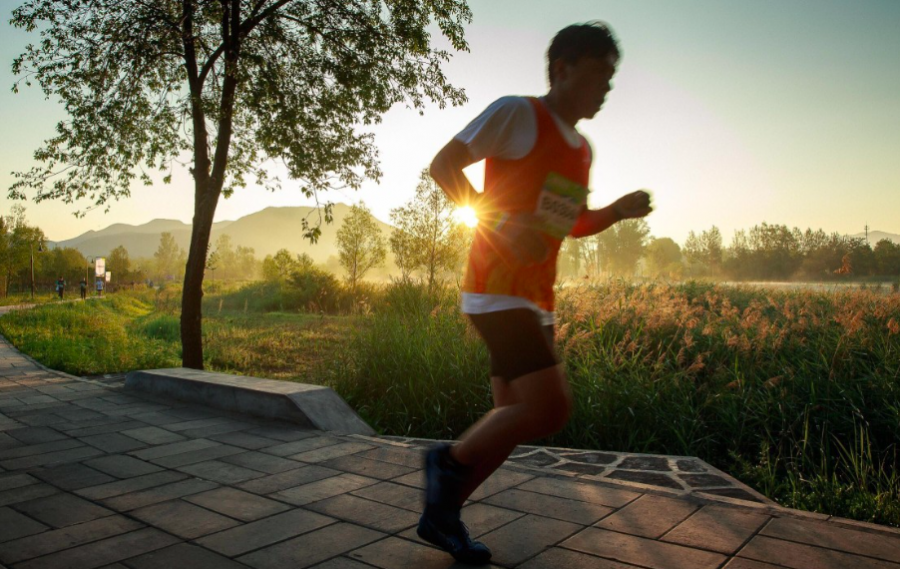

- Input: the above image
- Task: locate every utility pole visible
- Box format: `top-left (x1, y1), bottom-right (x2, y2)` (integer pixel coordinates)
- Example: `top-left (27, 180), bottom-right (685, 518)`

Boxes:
top-left (865, 223), bottom-right (869, 245)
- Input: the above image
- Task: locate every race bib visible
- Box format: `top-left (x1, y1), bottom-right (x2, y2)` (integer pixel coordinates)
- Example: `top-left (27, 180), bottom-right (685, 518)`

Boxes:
top-left (534, 172), bottom-right (589, 239)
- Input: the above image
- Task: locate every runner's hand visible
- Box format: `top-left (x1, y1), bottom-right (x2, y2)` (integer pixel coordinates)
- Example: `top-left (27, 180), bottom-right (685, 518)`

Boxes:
top-left (612, 190), bottom-right (653, 220)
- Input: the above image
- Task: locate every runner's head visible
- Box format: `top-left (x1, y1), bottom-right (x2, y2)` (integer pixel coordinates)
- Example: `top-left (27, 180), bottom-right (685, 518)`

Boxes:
top-left (547, 22), bottom-right (620, 122)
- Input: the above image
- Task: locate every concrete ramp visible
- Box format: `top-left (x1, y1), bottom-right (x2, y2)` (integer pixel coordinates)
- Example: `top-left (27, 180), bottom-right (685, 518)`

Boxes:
top-left (124, 367), bottom-right (375, 435)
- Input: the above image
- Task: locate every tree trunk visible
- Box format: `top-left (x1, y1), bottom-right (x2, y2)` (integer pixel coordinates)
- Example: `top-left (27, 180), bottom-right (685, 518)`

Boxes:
top-left (180, 188), bottom-right (220, 369)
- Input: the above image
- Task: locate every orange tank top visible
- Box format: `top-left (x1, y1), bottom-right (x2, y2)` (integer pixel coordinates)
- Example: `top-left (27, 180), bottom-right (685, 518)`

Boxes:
top-left (462, 97), bottom-right (591, 312)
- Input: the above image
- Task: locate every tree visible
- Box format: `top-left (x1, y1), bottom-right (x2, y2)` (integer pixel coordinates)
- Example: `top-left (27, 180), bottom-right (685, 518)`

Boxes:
top-left (683, 226), bottom-right (722, 278)
top-left (10, 0), bottom-right (471, 368)
top-left (234, 245), bottom-right (258, 281)
top-left (211, 234), bottom-right (236, 281)
top-left (262, 249), bottom-right (301, 282)
top-left (389, 170), bottom-right (468, 288)
top-left (154, 232), bottom-right (186, 282)
top-left (337, 203), bottom-right (386, 291)
top-left (594, 218), bottom-right (650, 276)
top-left (645, 237), bottom-right (682, 278)
top-left (0, 206), bottom-right (45, 295)
top-left (874, 239), bottom-right (900, 276)
top-left (107, 245), bottom-right (131, 284)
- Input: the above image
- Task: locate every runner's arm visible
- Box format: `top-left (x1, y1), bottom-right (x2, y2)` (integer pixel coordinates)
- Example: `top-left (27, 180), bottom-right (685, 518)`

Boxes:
top-left (429, 139), bottom-right (481, 208)
top-left (570, 190), bottom-right (653, 238)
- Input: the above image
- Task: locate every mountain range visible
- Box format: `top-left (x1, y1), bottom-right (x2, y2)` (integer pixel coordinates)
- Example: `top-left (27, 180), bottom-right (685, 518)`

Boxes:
top-left (53, 204), bottom-right (394, 265)
top-left (52, 207), bottom-right (899, 264)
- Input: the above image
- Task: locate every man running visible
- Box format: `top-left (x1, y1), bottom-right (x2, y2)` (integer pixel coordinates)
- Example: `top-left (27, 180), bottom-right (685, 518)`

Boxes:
top-left (419, 21), bottom-right (653, 564)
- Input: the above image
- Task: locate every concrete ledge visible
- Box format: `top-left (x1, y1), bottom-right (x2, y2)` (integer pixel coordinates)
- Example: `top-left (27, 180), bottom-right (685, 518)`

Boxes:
top-left (124, 367), bottom-right (375, 436)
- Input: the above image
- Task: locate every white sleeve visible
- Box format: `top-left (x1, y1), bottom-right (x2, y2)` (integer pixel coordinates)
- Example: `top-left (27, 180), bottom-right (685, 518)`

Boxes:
top-left (453, 96), bottom-right (537, 161)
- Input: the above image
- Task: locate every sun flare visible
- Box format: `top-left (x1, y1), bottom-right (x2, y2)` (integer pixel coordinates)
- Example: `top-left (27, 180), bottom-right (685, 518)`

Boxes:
top-left (454, 206), bottom-right (480, 228)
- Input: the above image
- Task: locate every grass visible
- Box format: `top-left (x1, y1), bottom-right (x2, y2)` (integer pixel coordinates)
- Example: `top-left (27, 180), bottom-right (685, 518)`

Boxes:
top-left (1, 279), bottom-right (898, 526)
top-left (325, 280), bottom-right (900, 526)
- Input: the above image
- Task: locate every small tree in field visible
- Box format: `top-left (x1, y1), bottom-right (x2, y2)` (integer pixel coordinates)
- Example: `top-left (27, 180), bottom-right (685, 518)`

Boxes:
top-left (337, 204), bottom-right (386, 292)
top-left (9, 0), bottom-right (471, 368)
top-left (389, 169), bottom-right (467, 289)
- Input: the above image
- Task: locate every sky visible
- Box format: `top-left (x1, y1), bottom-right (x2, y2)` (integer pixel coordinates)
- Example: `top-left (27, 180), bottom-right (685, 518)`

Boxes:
top-left (1, 0), bottom-right (898, 245)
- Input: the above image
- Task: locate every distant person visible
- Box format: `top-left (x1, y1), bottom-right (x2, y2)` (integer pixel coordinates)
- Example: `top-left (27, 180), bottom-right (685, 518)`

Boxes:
top-left (79, 279), bottom-right (87, 300)
top-left (56, 276), bottom-right (65, 300)
top-left (419, 22), bottom-right (652, 564)
top-left (95, 278), bottom-right (103, 297)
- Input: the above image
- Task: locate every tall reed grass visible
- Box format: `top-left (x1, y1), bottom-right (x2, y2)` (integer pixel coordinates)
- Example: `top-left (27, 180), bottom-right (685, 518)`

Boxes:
top-left (327, 280), bottom-right (900, 525)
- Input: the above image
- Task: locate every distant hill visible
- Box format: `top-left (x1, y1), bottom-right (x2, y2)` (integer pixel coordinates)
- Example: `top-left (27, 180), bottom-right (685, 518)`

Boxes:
top-left (55, 204), bottom-right (394, 266)
top-left (849, 230), bottom-right (900, 245)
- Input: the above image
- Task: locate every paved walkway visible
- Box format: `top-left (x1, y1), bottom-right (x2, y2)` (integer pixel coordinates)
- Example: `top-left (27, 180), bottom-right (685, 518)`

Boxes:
top-left (1, 338), bottom-right (900, 568)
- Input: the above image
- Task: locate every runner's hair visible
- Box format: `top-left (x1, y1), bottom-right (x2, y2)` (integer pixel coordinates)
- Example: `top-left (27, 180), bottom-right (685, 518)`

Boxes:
top-left (547, 21), bottom-right (620, 85)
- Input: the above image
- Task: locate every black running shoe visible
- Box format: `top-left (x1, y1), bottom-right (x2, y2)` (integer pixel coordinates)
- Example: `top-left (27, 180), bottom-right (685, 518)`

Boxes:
top-left (417, 508), bottom-right (492, 565)
top-left (424, 443), bottom-right (466, 508)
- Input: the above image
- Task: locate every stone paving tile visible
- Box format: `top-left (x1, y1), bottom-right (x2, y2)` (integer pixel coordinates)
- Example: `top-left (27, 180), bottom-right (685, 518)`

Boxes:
top-left (349, 536), bottom-right (505, 569)
top-left (0, 472), bottom-right (38, 491)
top-left (178, 421), bottom-right (255, 439)
top-left (247, 425), bottom-right (318, 443)
top-left (83, 455), bottom-right (163, 479)
top-left (207, 431), bottom-right (281, 450)
top-left (270, 473), bottom-right (380, 506)
top-left (118, 426), bottom-right (186, 445)
top-left (0, 507), bottom-right (48, 542)
top-left (12, 492), bottom-right (116, 528)
top-left (662, 504), bottom-right (770, 554)
top-left (485, 488), bottom-right (614, 525)
top-left (125, 412), bottom-right (187, 427)
top-left (220, 450), bottom-right (305, 474)
top-left (5, 427), bottom-right (69, 445)
top-left (562, 527), bottom-right (728, 569)
top-left (350, 481), bottom-right (423, 512)
top-left (264, 435), bottom-right (342, 457)
top-left (309, 558), bottom-right (382, 569)
top-left (130, 499), bottom-right (241, 539)
top-left (195, 508), bottom-right (336, 557)
top-left (76, 471), bottom-right (188, 501)
top-left (0, 516), bottom-right (145, 565)
top-left (289, 442), bottom-right (375, 463)
top-left (478, 513), bottom-right (583, 567)
top-left (517, 476), bottom-right (640, 508)
top-left (52, 416), bottom-right (134, 433)
top-left (161, 417), bottom-right (236, 433)
top-left (0, 438), bottom-right (83, 460)
top-left (236, 465), bottom-right (341, 495)
top-left (0, 483), bottom-right (59, 507)
top-left (237, 522), bottom-right (385, 569)
top-left (177, 460), bottom-right (267, 484)
top-left (398, 502), bottom-right (525, 545)
top-left (722, 559), bottom-right (784, 569)
top-left (149, 443), bottom-right (245, 468)
top-left (122, 543), bottom-right (249, 569)
top-left (355, 446), bottom-right (425, 469)
top-left (101, 478), bottom-right (218, 512)
top-left (759, 516), bottom-right (900, 563)
top-left (318, 455), bottom-right (417, 481)
top-left (14, 527), bottom-right (180, 569)
top-left (31, 462), bottom-right (117, 490)
top-left (518, 547), bottom-right (640, 569)
top-left (738, 535), bottom-right (898, 569)
top-left (594, 494), bottom-right (700, 539)
top-left (79, 433), bottom-right (148, 453)
top-left (307, 493), bottom-right (420, 534)
top-left (129, 438), bottom-right (220, 461)
top-left (0, 444), bottom-right (105, 470)
top-left (469, 469), bottom-right (537, 502)
top-left (64, 421), bottom-right (148, 438)
top-left (185, 487), bottom-right (291, 521)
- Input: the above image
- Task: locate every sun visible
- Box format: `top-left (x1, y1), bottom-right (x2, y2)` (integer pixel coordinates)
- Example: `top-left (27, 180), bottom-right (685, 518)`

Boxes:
top-left (454, 206), bottom-right (480, 228)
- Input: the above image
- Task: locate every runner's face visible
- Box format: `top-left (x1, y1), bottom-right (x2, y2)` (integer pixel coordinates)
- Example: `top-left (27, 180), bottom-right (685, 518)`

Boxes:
top-left (555, 53), bottom-right (618, 120)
